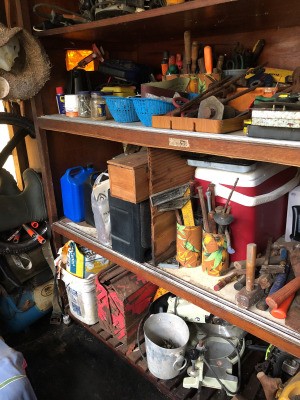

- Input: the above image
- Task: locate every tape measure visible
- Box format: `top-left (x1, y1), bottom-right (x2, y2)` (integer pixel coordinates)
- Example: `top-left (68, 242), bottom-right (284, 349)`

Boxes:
top-left (181, 188), bottom-right (195, 226)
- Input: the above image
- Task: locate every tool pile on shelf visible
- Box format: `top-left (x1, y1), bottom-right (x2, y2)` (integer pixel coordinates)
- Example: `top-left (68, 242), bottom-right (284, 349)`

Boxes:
top-left (247, 67), bottom-right (300, 140)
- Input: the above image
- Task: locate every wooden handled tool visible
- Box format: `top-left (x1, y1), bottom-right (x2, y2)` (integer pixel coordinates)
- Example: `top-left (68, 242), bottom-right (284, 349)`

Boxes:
top-left (204, 45), bottom-right (213, 74)
top-left (184, 31), bottom-right (191, 74)
top-left (266, 276), bottom-right (300, 309)
top-left (214, 272), bottom-right (238, 291)
top-left (246, 243), bottom-right (256, 292)
top-left (270, 293), bottom-right (296, 319)
top-left (266, 246), bottom-right (299, 309)
top-left (235, 243), bottom-right (264, 309)
top-left (191, 41), bottom-right (199, 74)
top-left (197, 185), bottom-right (209, 232)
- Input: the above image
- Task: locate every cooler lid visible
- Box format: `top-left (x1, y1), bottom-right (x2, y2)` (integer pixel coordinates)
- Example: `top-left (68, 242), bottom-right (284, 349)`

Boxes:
top-left (195, 163), bottom-right (288, 187)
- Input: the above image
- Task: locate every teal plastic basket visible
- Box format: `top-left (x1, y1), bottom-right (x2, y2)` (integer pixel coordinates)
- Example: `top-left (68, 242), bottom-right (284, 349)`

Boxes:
top-left (105, 96), bottom-right (139, 123)
top-left (132, 98), bottom-right (175, 127)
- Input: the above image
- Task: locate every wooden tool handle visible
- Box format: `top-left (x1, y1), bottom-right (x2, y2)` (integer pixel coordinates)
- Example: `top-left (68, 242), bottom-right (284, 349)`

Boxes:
top-left (208, 211), bottom-right (217, 233)
top-left (191, 41), bottom-right (199, 74)
top-left (198, 57), bottom-right (206, 73)
top-left (271, 293), bottom-right (295, 319)
top-left (204, 45), bottom-right (213, 74)
top-left (184, 31), bottom-right (191, 73)
top-left (246, 243), bottom-right (257, 292)
top-left (266, 276), bottom-right (300, 309)
top-left (197, 185), bottom-right (209, 232)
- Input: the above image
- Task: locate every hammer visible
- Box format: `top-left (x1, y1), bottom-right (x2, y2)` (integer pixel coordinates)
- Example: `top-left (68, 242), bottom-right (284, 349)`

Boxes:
top-left (235, 243), bottom-right (264, 309)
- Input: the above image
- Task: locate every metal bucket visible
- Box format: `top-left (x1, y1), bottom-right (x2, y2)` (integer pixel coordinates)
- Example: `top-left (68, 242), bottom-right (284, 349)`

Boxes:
top-left (144, 313), bottom-right (190, 380)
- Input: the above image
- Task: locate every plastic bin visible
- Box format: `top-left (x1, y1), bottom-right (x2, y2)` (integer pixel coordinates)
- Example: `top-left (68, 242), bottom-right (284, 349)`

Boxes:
top-left (132, 98), bottom-right (175, 127)
top-left (195, 163), bottom-right (300, 261)
top-left (61, 268), bottom-right (98, 325)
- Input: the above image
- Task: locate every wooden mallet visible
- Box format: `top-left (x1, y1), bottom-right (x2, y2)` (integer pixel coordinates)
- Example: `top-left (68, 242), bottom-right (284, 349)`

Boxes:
top-left (235, 243), bottom-right (264, 309)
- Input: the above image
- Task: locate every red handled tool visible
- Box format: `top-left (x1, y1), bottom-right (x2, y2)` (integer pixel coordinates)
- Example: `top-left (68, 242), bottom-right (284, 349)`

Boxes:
top-left (22, 224), bottom-right (46, 244)
top-left (270, 293), bottom-right (295, 319)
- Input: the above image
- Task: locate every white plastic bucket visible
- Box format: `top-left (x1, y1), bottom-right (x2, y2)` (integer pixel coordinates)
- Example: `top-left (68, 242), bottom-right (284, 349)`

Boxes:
top-left (144, 313), bottom-right (189, 380)
top-left (61, 268), bottom-right (98, 325)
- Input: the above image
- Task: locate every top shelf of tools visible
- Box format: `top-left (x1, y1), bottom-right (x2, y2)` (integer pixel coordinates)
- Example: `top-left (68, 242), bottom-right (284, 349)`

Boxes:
top-left (33, 0), bottom-right (300, 44)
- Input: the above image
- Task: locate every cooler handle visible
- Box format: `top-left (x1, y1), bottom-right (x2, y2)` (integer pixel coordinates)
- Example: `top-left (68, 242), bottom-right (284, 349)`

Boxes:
top-left (213, 170), bottom-right (300, 207)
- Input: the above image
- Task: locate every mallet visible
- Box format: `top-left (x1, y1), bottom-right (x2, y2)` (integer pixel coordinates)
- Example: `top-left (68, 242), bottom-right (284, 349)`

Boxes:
top-left (235, 243), bottom-right (264, 309)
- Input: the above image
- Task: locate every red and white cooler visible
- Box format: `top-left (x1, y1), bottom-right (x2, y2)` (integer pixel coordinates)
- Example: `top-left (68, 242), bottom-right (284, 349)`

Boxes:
top-left (195, 163), bottom-right (300, 261)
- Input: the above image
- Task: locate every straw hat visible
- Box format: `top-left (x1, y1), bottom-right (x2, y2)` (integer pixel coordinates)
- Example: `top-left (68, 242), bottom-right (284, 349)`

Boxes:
top-left (0, 23), bottom-right (51, 100)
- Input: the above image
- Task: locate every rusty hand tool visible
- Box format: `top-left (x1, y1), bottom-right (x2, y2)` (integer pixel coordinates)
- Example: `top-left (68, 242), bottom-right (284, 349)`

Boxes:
top-left (258, 238), bottom-right (273, 290)
top-left (224, 177), bottom-right (239, 213)
top-left (207, 211), bottom-right (217, 234)
top-left (22, 223), bottom-right (46, 244)
top-left (197, 185), bottom-right (210, 232)
top-left (208, 183), bottom-right (216, 210)
top-left (198, 82), bottom-right (260, 120)
top-left (214, 272), bottom-right (238, 291)
top-left (234, 275), bottom-right (246, 290)
top-left (235, 243), bottom-right (264, 309)
top-left (171, 64), bottom-right (265, 117)
top-left (184, 31), bottom-right (191, 74)
top-left (233, 255), bottom-right (281, 270)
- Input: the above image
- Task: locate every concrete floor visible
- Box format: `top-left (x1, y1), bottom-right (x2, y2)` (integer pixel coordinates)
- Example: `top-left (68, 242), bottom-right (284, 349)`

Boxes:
top-left (5, 315), bottom-right (168, 400)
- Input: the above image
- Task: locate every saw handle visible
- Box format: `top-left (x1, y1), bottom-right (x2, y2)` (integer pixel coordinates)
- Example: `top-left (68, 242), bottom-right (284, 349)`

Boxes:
top-left (266, 276), bottom-right (300, 309)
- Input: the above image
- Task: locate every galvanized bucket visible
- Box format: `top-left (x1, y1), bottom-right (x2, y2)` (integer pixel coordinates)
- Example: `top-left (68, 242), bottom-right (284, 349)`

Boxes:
top-left (144, 313), bottom-right (189, 380)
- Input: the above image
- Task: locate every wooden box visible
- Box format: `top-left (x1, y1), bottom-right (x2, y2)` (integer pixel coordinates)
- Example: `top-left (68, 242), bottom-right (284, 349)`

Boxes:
top-left (107, 151), bottom-right (149, 203)
top-left (95, 265), bottom-right (158, 344)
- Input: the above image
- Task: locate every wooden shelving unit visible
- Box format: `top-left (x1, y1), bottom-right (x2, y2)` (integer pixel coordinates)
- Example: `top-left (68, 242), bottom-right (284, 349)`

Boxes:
top-left (53, 218), bottom-right (300, 358)
top-left (18, 0), bottom-right (300, 386)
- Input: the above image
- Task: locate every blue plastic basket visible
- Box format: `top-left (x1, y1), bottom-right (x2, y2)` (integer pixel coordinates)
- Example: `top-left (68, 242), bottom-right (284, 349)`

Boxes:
top-left (132, 98), bottom-right (175, 127)
top-left (105, 96), bottom-right (139, 123)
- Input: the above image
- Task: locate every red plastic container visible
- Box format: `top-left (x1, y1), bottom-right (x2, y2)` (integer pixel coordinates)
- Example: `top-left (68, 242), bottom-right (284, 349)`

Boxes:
top-left (195, 163), bottom-right (299, 261)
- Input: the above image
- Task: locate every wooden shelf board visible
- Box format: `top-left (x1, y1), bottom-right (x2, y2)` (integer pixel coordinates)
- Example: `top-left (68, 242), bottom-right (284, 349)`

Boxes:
top-left (53, 218), bottom-right (300, 357)
top-left (38, 114), bottom-right (300, 167)
top-left (34, 0), bottom-right (300, 43)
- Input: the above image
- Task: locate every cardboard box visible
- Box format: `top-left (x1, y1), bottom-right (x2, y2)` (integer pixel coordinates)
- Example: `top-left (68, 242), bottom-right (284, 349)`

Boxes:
top-left (107, 151), bottom-right (149, 203)
top-left (95, 265), bottom-right (157, 344)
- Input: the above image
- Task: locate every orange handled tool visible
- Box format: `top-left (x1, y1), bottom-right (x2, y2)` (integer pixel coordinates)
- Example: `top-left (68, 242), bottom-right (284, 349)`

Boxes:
top-left (270, 293), bottom-right (296, 319)
top-left (22, 224), bottom-right (46, 244)
top-left (266, 276), bottom-right (300, 309)
top-left (204, 45), bottom-right (213, 74)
